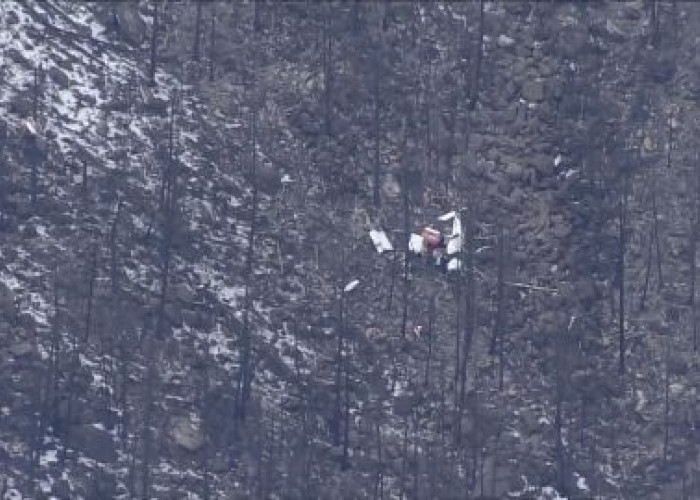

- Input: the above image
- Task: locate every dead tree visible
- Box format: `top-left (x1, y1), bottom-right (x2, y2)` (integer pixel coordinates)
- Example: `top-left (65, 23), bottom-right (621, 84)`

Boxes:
top-left (322, 3), bottom-right (334, 138)
top-left (457, 205), bottom-right (477, 431)
top-left (424, 293), bottom-right (436, 387)
top-left (142, 91), bottom-right (180, 498)
top-left (489, 225), bottom-right (510, 391)
top-left (618, 175), bottom-right (628, 377)
top-left (82, 245), bottom-right (98, 343)
top-left (193, 1), bottom-right (203, 61)
top-left (663, 337), bottom-right (671, 463)
top-left (692, 152), bottom-right (700, 350)
top-left (237, 92), bottom-right (259, 421)
top-left (555, 322), bottom-right (571, 497)
top-left (400, 179), bottom-right (410, 339)
top-left (148, 1), bottom-right (160, 86)
top-left (374, 422), bottom-right (384, 499)
top-left (333, 247), bottom-right (347, 447)
top-left (372, 31), bottom-right (382, 208)
top-left (32, 63), bottom-right (43, 121)
top-left (208, 10), bottom-right (216, 82)
top-left (468, 0), bottom-right (485, 112)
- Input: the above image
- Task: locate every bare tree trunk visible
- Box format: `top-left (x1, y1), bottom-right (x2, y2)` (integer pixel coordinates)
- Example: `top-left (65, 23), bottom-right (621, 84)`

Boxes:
top-left (667, 109), bottom-right (673, 169)
top-left (453, 284), bottom-right (461, 388)
top-left (83, 245), bottom-right (98, 344)
top-left (342, 360), bottom-right (351, 470)
top-left (555, 320), bottom-right (570, 496)
top-left (375, 422), bottom-right (384, 499)
top-left (322, 4), bottom-right (333, 138)
top-left (458, 206), bottom-right (476, 418)
top-left (373, 55), bottom-right (382, 208)
top-left (148, 1), bottom-right (160, 86)
top-left (32, 63), bottom-right (43, 121)
top-left (208, 12), bottom-right (216, 82)
top-left (400, 170), bottom-right (410, 339)
top-left (425, 293), bottom-right (435, 386)
top-left (618, 178), bottom-right (627, 377)
top-left (386, 250), bottom-right (398, 312)
top-left (695, 154), bottom-right (700, 350)
top-left (468, 0), bottom-right (485, 112)
top-left (640, 228), bottom-right (654, 311)
top-left (652, 182), bottom-right (664, 289)
top-left (663, 338), bottom-right (671, 462)
top-left (142, 92), bottom-right (179, 499)
top-left (238, 100), bottom-right (258, 421)
top-left (193, 1), bottom-right (203, 62)
top-left (333, 248), bottom-right (346, 447)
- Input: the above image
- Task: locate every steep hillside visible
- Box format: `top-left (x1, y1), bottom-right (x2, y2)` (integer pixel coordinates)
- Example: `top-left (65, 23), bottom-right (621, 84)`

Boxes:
top-left (1, 1), bottom-right (699, 499)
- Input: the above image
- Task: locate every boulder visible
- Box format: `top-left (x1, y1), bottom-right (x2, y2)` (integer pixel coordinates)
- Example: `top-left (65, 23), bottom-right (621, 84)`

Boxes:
top-left (87, 469), bottom-right (118, 499)
top-left (9, 341), bottom-right (36, 358)
top-left (170, 415), bottom-right (204, 452)
top-left (381, 173), bottom-right (401, 199)
top-left (248, 163), bottom-right (282, 195)
top-left (48, 66), bottom-right (71, 88)
top-left (171, 282), bottom-right (196, 304)
top-left (505, 163), bottom-right (523, 181)
top-left (67, 424), bottom-right (117, 463)
top-left (115, 3), bottom-right (148, 46)
top-left (522, 78), bottom-right (544, 102)
top-left (0, 282), bottom-right (15, 319)
top-left (645, 50), bottom-right (677, 84)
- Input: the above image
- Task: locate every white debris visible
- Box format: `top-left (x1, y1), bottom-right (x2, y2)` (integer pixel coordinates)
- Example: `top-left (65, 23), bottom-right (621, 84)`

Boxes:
top-left (438, 211), bottom-right (457, 222)
top-left (281, 174), bottom-right (293, 184)
top-left (343, 279), bottom-right (360, 293)
top-left (409, 234), bottom-right (424, 254)
top-left (576, 474), bottom-right (590, 492)
top-left (554, 154), bottom-right (563, 167)
top-left (497, 34), bottom-right (516, 48)
top-left (24, 119), bottom-right (37, 135)
top-left (4, 489), bottom-right (22, 500)
top-left (447, 258), bottom-right (462, 272)
top-left (447, 235), bottom-right (462, 255)
top-left (369, 229), bottom-right (393, 254)
top-left (451, 215), bottom-right (462, 238)
top-left (539, 486), bottom-right (567, 500)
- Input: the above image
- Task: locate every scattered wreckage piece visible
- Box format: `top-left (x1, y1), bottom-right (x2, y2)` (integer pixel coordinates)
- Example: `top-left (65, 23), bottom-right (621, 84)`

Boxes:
top-left (369, 229), bottom-right (394, 254)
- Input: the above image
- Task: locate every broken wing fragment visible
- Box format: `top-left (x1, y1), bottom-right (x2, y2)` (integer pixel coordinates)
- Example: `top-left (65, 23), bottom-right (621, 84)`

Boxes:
top-left (344, 279), bottom-right (360, 293)
top-left (369, 229), bottom-right (394, 254)
top-left (409, 233), bottom-right (424, 254)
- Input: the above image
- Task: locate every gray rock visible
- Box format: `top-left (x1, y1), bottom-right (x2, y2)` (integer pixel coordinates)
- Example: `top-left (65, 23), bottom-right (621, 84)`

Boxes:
top-left (48, 66), bottom-right (71, 88)
top-left (645, 51), bottom-right (677, 84)
top-left (52, 478), bottom-right (72, 499)
top-left (67, 424), bottom-right (117, 463)
top-left (171, 282), bottom-right (196, 304)
top-left (142, 95), bottom-right (169, 117)
top-left (382, 173), bottom-right (401, 199)
top-left (551, 217), bottom-right (572, 239)
top-left (170, 415), bottom-right (204, 452)
top-left (505, 163), bottom-right (523, 181)
top-left (522, 78), bottom-right (544, 101)
top-left (248, 164), bottom-right (282, 195)
top-left (0, 282), bottom-right (15, 318)
top-left (9, 341), bottom-right (35, 358)
top-left (87, 468), bottom-right (117, 499)
top-left (115, 3), bottom-right (148, 46)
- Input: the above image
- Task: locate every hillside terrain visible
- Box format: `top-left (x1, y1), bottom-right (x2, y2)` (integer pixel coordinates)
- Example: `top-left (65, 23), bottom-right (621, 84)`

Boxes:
top-left (1, 1), bottom-right (699, 499)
